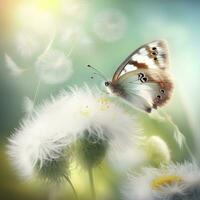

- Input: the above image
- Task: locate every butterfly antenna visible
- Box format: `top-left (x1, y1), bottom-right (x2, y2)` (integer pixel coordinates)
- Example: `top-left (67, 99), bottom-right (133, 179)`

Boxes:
top-left (87, 65), bottom-right (107, 81)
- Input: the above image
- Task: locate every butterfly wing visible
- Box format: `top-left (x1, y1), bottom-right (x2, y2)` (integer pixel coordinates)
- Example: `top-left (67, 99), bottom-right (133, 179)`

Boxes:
top-left (109, 40), bottom-right (173, 112)
top-left (112, 40), bottom-right (169, 82)
top-left (114, 68), bottom-right (173, 112)
top-left (116, 73), bottom-right (156, 112)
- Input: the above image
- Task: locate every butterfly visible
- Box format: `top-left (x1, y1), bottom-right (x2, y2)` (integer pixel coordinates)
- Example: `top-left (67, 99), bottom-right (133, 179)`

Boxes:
top-left (88, 40), bottom-right (173, 113)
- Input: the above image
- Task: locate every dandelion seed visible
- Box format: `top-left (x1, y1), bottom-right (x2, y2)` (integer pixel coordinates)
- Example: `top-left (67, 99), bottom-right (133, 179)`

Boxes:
top-left (35, 49), bottom-right (73, 84)
top-left (122, 162), bottom-right (200, 200)
top-left (4, 54), bottom-right (24, 76)
top-left (93, 9), bottom-right (127, 42)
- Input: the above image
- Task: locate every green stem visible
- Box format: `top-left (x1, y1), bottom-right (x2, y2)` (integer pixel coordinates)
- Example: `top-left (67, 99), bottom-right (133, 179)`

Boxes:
top-left (64, 175), bottom-right (79, 200)
top-left (88, 167), bottom-right (96, 200)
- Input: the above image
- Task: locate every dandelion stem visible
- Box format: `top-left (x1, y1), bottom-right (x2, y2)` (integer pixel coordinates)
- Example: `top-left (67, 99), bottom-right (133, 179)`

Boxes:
top-left (38, 31), bottom-right (56, 60)
top-left (64, 175), bottom-right (79, 200)
top-left (88, 167), bottom-right (96, 200)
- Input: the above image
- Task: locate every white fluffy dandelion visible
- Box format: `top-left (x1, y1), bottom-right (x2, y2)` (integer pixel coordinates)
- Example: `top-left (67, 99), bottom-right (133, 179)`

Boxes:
top-left (93, 9), bottom-right (127, 42)
top-left (35, 49), bottom-right (73, 84)
top-left (7, 86), bottom-right (138, 182)
top-left (122, 162), bottom-right (200, 200)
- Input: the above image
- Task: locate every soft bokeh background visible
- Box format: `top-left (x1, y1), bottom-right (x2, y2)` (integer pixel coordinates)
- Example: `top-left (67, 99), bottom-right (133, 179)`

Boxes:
top-left (0, 0), bottom-right (200, 199)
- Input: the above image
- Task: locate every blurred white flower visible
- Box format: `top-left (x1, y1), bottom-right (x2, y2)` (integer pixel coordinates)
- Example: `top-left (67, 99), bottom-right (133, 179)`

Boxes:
top-left (15, 30), bottom-right (40, 57)
top-left (122, 162), bottom-right (200, 200)
top-left (22, 97), bottom-right (34, 114)
top-left (7, 86), bottom-right (138, 181)
top-left (35, 49), bottom-right (73, 84)
top-left (4, 54), bottom-right (24, 76)
top-left (93, 9), bottom-right (127, 42)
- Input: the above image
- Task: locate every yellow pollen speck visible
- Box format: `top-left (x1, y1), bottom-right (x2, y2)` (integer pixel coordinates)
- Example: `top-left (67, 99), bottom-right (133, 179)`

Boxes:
top-left (80, 106), bottom-right (90, 117)
top-left (151, 175), bottom-right (182, 190)
top-left (97, 97), bottom-right (110, 110)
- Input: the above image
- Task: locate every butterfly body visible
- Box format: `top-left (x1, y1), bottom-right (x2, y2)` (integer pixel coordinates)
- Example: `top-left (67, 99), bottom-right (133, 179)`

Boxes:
top-left (105, 40), bottom-right (173, 113)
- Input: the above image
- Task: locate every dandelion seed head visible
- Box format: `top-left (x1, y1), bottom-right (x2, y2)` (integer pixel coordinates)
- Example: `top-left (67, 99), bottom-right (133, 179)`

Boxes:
top-left (37, 148), bottom-right (72, 183)
top-left (67, 87), bottom-right (137, 147)
top-left (72, 88), bottom-right (138, 168)
top-left (93, 9), bottom-right (127, 42)
top-left (35, 49), bottom-right (73, 84)
top-left (7, 86), bottom-right (138, 181)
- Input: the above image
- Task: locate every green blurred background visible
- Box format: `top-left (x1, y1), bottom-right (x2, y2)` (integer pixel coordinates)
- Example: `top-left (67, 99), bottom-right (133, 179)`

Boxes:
top-left (0, 0), bottom-right (200, 199)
